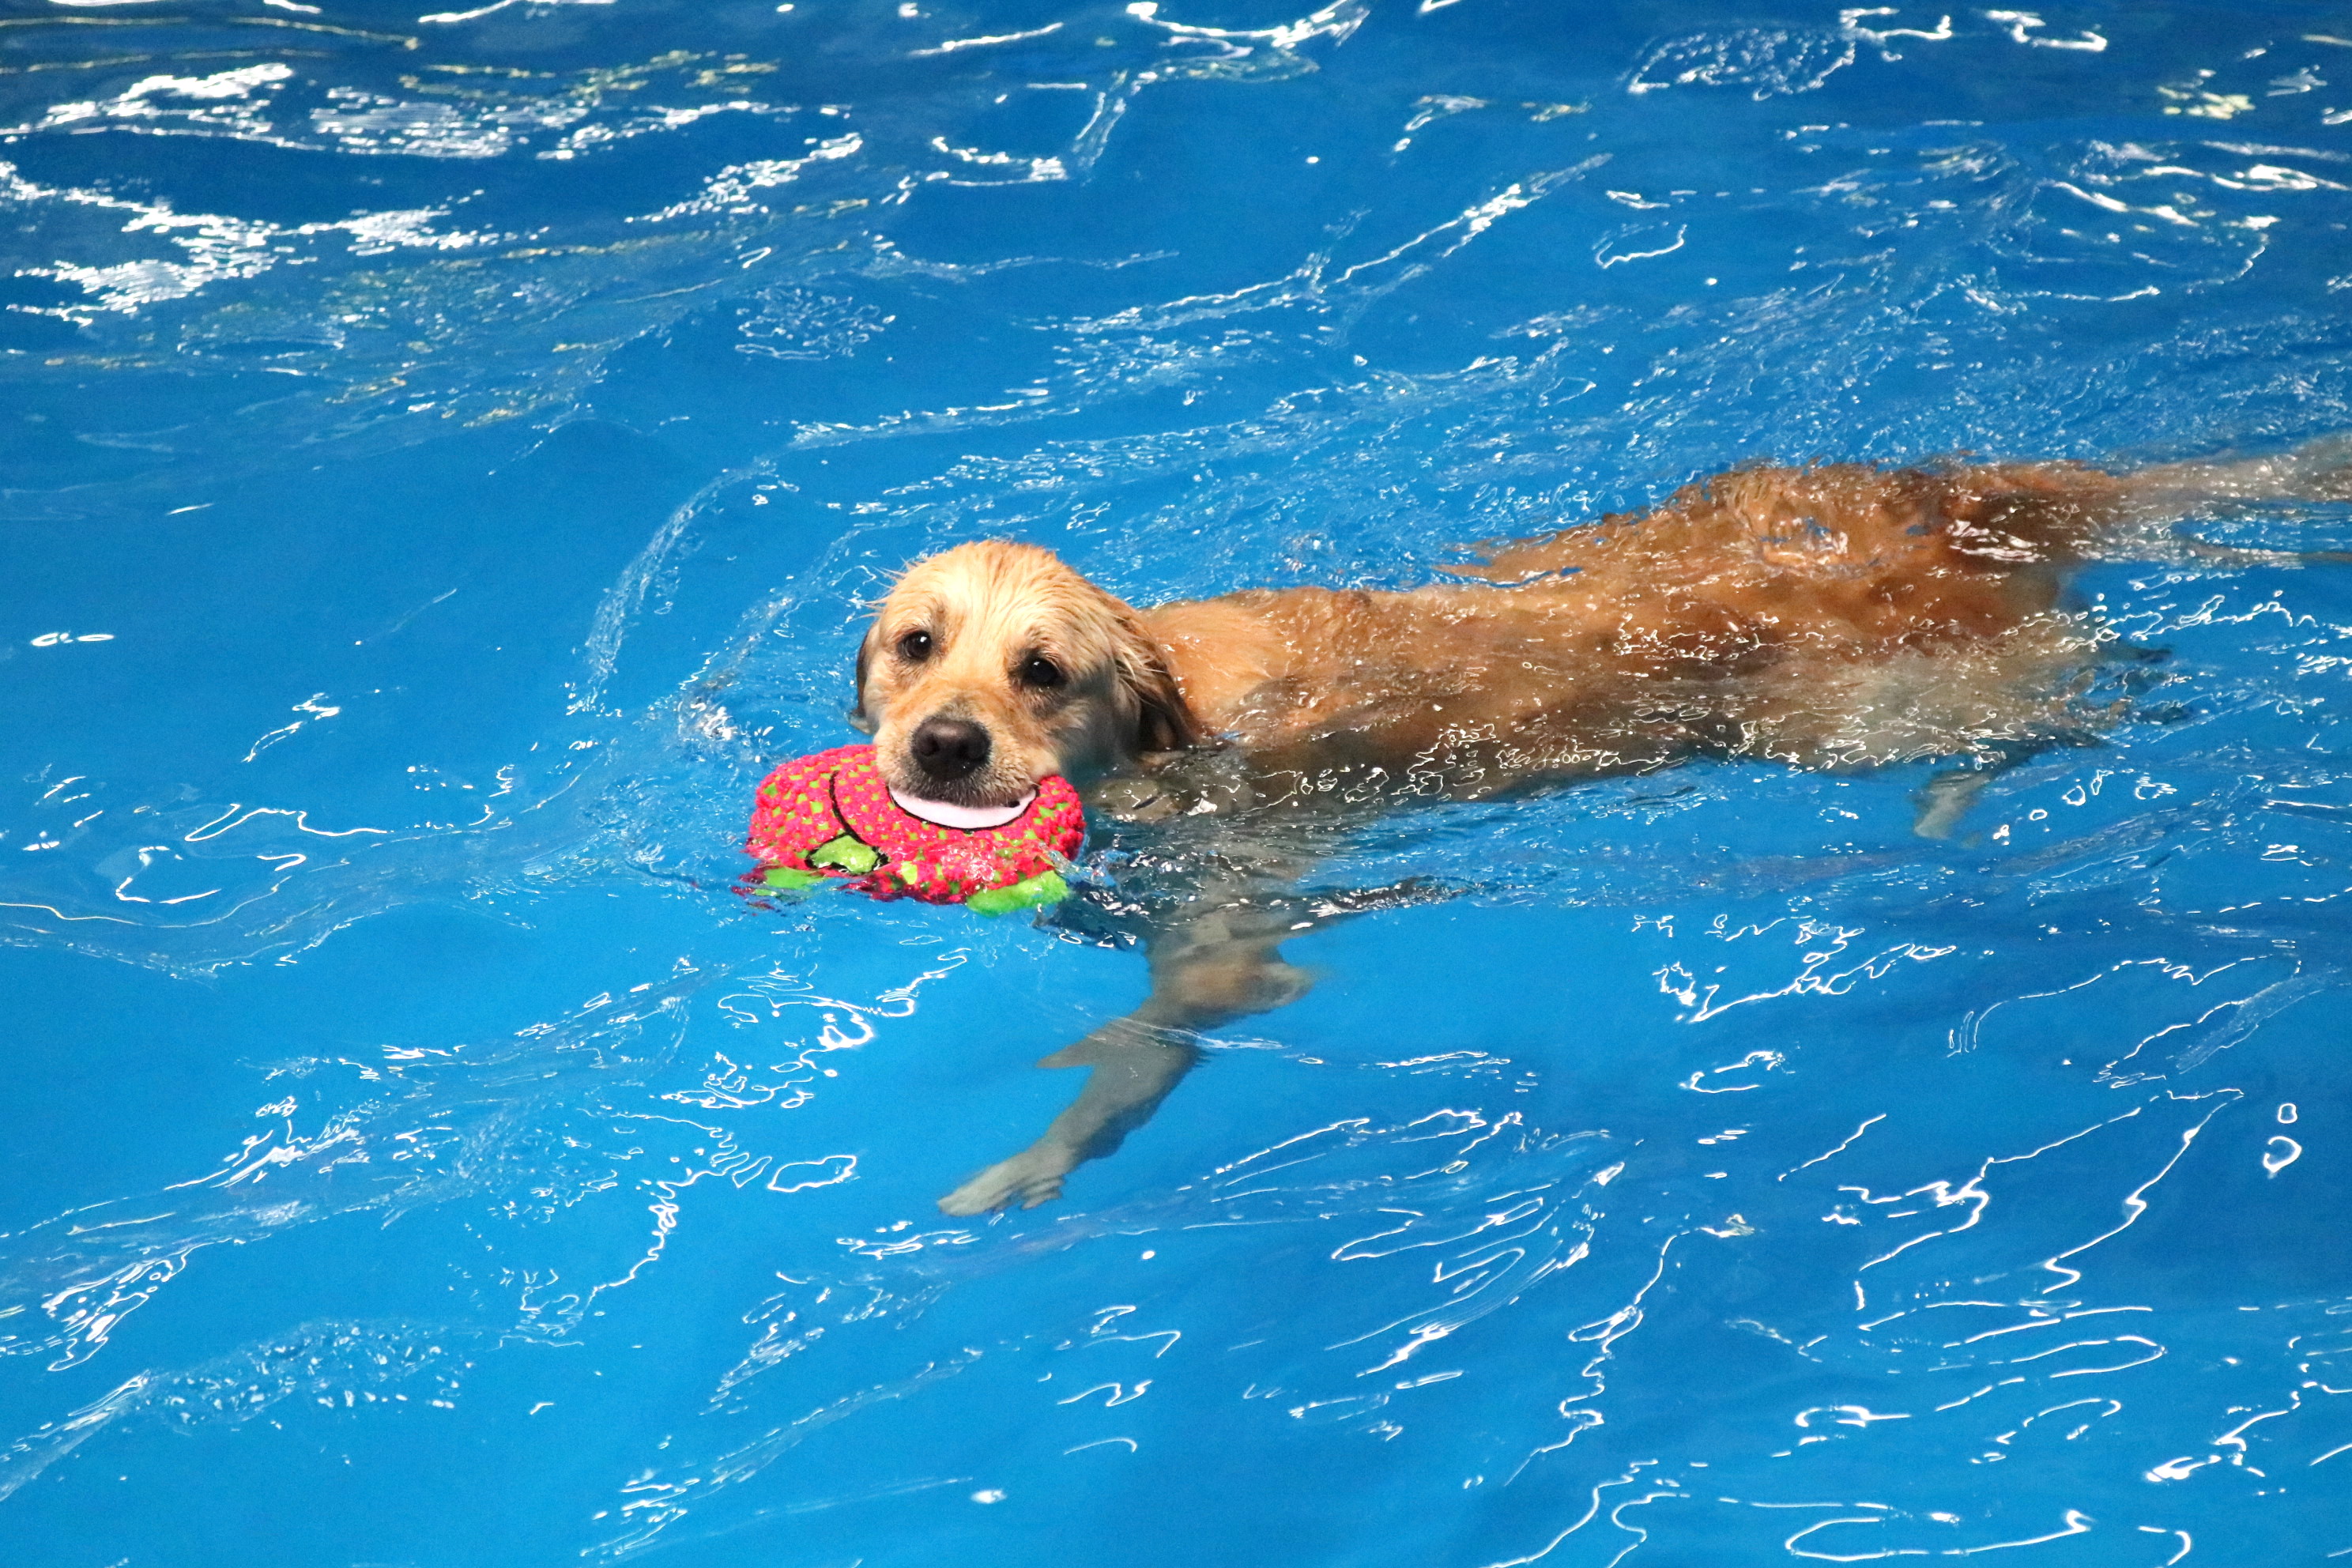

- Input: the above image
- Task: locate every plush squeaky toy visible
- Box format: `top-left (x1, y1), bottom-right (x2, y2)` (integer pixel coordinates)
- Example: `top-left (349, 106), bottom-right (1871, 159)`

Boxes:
top-left (744, 744), bottom-right (1085, 914)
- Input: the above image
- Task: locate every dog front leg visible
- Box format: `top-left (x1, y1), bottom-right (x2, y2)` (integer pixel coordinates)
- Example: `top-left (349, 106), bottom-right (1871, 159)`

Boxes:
top-left (933, 1016), bottom-right (1193, 1216)
top-left (935, 912), bottom-right (1314, 1216)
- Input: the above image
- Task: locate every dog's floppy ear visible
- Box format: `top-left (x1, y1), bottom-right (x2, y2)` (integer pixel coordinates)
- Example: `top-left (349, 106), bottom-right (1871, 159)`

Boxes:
top-left (1111, 611), bottom-right (1197, 754)
top-left (846, 621), bottom-right (880, 734)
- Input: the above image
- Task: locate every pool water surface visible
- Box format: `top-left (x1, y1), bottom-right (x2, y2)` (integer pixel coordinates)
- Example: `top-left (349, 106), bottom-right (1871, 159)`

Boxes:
top-left (4, 1), bottom-right (2351, 1564)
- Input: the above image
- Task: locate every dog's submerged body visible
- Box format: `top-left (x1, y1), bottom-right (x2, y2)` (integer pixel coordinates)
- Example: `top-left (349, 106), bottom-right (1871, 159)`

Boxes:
top-left (844, 447), bottom-right (2348, 1214)
top-left (1141, 461), bottom-right (2136, 790)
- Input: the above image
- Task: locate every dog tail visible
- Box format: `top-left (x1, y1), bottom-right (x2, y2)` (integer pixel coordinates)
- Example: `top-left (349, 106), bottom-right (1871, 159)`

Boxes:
top-left (2115, 433), bottom-right (2352, 566)
top-left (2132, 432), bottom-right (2352, 503)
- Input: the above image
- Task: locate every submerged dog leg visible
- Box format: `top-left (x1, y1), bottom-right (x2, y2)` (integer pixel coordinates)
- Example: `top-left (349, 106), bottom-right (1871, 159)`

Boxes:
top-left (936, 906), bottom-right (1315, 1216)
top-left (1911, 768), bottom-right (1993, 839)
top-left (934, 1016), bottom-right (1197, 1216)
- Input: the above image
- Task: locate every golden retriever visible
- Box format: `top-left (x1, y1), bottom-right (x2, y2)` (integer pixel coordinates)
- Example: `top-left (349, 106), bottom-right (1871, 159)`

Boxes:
top-left (845, 443), bottom-right (2350, 1215)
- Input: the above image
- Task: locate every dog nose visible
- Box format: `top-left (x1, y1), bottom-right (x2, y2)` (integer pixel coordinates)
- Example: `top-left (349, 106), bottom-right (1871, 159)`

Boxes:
top-left (910, 717), bottom-right (991, 783)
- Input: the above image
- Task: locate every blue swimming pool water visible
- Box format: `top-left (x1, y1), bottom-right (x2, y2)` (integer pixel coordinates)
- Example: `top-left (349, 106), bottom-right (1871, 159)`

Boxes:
top-left (6, 1), bottom-right (2351, 1562)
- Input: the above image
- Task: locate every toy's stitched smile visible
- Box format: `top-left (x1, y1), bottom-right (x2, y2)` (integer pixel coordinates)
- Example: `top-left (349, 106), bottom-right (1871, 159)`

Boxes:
top-left (888, 786), bottom-right (1035, 830)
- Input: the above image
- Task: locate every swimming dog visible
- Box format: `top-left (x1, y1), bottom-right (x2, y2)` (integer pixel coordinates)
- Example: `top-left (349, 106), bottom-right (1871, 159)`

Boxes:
top-left (844, 443), bottom-right (2351, 1214)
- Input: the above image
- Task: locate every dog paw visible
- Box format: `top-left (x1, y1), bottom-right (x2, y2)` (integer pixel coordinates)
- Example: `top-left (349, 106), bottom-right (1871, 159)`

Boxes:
top-left (937, 1145), bottom-right (1077, 1216)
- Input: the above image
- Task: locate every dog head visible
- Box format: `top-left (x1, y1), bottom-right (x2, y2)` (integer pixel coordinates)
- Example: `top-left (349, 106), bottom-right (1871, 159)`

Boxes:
top-left (850, 541), bottom-right (1193, 808)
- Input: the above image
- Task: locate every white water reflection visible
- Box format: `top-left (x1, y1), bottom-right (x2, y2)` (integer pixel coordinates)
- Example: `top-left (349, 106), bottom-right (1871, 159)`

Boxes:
top-left (4, 2), bottom-right (2352, 1564)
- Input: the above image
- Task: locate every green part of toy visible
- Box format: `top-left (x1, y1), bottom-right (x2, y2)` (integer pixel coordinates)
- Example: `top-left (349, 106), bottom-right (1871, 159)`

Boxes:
top-left (760, 865), bottom-right (826, 891)
top-left (808, 833), bottom-right (880, 874)
top-left (963, 869), bottom-right (1070, 917)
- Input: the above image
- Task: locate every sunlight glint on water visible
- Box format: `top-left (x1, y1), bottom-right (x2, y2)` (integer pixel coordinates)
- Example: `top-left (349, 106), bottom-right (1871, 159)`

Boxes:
top-left (3, 2), bottom-right (2350, 1565)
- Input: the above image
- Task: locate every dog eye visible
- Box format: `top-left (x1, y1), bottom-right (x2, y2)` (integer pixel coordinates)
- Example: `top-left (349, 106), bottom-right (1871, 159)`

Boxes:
top-left (896, 629), bottom-right (933, 662)
top-left (1017, 653), bottom-right (1065, 690)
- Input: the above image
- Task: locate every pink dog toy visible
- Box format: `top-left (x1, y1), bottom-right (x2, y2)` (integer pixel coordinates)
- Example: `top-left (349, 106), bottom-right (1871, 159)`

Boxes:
top-left (745, 744), bottom-right (1084, 913)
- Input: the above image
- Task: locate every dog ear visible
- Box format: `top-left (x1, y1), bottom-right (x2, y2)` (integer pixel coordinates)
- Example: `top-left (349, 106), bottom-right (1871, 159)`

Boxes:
top-left (846, 622), bottom-right (880, 734)
top-left (1113, 615), bottom-right (1197, 754)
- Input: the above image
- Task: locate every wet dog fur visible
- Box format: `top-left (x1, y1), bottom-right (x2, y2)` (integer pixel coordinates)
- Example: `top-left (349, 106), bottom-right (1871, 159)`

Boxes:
top-left (848, 446), bottom-right (2351, 1215)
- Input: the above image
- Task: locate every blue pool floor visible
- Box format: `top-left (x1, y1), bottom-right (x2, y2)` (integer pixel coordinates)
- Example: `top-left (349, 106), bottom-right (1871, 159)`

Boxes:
top-left (6, 1), bottom-right (2352, 1563)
